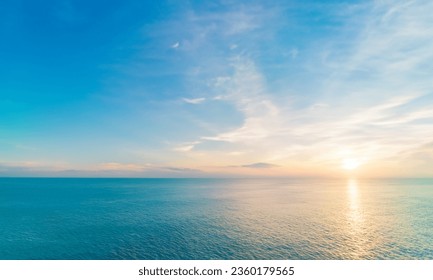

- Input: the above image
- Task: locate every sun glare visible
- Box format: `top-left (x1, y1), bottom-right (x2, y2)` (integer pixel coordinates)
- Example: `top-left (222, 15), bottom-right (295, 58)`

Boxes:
top-left (342, 158), bottom-right (360, 170)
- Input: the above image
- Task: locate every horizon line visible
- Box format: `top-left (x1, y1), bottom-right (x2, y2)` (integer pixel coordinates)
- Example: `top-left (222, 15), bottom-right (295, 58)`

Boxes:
top-left (1, 176), bottom-right (433, 180)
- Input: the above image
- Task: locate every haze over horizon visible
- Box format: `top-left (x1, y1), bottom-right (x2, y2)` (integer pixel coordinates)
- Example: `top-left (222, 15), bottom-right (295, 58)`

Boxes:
top-left (1, 0), bottom-right (433, 178)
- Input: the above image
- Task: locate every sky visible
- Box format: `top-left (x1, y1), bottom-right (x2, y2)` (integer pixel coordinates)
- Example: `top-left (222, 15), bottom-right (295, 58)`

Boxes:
top-left (1, 0), bottom-right (433, 178)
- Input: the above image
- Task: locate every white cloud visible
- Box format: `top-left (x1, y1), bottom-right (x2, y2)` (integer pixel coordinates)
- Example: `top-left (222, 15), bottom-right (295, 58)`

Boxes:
top-left (182, 97), bottom-right (206, 104)
top-left (171, 41), bottom-right (180, 49)
top-left (202, 57), bottom-right (280, 144)
top-left (173, 141), bottom-right (201, 152)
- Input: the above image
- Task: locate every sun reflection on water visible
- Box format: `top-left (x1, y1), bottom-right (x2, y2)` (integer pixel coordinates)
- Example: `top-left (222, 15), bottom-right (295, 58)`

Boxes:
top-left (346, 178), bottom-right (370, 258)
top-left (347, 179), bottom-right (362, 225)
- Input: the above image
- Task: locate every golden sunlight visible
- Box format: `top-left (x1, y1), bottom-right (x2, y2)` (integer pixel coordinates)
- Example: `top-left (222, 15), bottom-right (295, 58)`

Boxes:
top-left (342, 158), bottom-right (361, 170)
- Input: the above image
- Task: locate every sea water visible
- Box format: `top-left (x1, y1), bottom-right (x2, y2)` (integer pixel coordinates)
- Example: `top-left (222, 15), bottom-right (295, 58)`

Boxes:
top-left (0, 178), bottom-right (432, 259)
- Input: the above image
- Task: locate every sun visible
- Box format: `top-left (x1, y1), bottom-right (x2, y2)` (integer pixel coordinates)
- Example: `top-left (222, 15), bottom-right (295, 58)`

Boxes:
top-left (342, 158), bottom-right (361, 170)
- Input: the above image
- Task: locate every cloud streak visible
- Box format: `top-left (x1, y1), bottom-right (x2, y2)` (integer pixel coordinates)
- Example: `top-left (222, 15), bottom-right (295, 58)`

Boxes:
top-left (0, 161), bottom-right (205, 177)
top-left (182, 97), bottom-right (206, 104)
top-left (241, 162), bottom-right (279, 169)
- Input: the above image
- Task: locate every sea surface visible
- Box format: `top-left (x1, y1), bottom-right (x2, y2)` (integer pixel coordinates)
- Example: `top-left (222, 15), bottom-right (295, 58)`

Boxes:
top-left (0, 177), bottom-right (432, 260)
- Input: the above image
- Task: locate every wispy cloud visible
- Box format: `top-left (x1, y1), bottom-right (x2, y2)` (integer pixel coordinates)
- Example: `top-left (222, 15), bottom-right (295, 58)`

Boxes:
top-left (0, 161), bottom-right (205, 177)
top-left (0, 161), bottom-right (71, 176)
top-left (182, 97), bottom-right (206, 104)
top-left (173, 141), bottom-right (201, 152)
top-left (96, 162), bottom-right (205, 177)
top-left (241, 162), bottom-right (278, 169)
top-left (202, 57), bottom-right (280, 143)
top-left (98, 162), bottom-right (146, 172)
top-left (171, 41), bottom-right (180, 49)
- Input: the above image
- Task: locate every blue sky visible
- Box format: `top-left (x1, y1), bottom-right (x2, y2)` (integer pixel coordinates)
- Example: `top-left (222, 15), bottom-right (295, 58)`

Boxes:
top-left (1, 0), bottom-right (433, 177)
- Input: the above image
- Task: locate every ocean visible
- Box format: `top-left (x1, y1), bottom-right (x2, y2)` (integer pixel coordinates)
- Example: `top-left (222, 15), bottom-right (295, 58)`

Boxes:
top-left (0, 178), bottom-right (432, 260)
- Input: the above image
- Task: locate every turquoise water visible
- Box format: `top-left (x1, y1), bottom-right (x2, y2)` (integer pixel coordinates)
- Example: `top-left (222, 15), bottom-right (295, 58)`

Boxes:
top-left (1, 178), bottom-right (433, 259)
